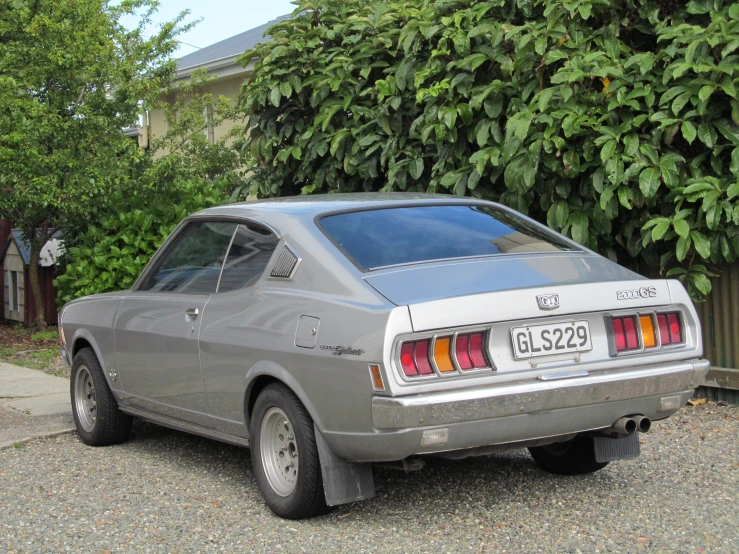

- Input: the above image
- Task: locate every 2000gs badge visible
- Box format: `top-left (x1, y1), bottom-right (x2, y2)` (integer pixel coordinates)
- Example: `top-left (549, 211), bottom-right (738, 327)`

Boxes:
top-left (59, 194), bottom-right (709, 520)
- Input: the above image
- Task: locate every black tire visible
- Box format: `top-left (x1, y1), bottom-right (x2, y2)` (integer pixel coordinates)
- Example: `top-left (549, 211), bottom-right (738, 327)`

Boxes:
top-left (250, 383), bottom-right (330, 519)
top-left (528, 436), bottom-right (609, 475)
top-left (70, 347), bottom-right (132, 446)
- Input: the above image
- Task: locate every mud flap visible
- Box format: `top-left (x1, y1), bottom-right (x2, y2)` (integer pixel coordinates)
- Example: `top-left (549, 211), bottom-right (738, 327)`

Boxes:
top-left (593, 433), bottom-right (641, 463)
top-left (314, 424), bottom-right (375, 506)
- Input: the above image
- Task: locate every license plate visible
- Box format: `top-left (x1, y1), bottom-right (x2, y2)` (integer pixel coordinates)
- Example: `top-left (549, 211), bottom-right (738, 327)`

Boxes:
top-left (511, 320), bottom-right (592, 359)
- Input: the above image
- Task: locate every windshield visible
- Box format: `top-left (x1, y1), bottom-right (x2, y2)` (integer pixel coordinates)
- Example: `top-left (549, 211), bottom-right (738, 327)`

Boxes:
top-left (319, 204), bottom-right (578, 271)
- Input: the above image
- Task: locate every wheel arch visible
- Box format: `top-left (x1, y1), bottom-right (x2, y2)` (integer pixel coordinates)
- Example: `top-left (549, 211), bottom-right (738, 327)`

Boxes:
top-left (243, 363), bottom-right (325, 433)
top-left (70, 330), bottom-right (112, 384)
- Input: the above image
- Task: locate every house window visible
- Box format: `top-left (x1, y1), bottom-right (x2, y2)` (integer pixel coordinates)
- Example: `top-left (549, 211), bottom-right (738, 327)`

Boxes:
top-left (7, 270), bottom-right (18, 312)
top-left (204, 105), bottom-right (215, 144)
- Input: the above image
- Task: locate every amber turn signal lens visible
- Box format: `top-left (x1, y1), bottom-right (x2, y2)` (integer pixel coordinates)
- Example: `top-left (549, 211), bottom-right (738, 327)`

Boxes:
top-left (639, 315), bottom-right (656, 348)
top-left (368, 364), bottom-right (385, 391)
top-left (434, 337), bottom-right (455, 372)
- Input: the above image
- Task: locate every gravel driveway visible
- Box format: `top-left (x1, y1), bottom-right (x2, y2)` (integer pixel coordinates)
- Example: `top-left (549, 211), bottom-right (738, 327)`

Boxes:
top-left (2, 402), bottom-right (737, 553)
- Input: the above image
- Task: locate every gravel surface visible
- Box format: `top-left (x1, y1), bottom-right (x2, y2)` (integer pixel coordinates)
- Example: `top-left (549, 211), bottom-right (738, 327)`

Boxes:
top-left (1, 402), bottom-right (737, 553)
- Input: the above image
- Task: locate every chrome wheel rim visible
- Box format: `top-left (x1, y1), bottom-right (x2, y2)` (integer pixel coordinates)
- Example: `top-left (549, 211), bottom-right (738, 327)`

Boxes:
top-left (74, 365), bottom-right (97, 432)
top-left (260, 407), bottom-right (299, 497)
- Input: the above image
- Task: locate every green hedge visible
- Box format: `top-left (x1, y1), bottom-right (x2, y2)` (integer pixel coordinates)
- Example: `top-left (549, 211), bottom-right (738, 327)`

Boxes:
top-left (239, 0), bottom-right (739, 300)
top-left (55, 178), bottom-right (228, 304)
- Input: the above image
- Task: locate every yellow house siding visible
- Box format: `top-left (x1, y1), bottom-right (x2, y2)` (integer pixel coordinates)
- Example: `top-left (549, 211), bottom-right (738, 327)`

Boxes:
top-left (147, 73), bottom-right (248, 154)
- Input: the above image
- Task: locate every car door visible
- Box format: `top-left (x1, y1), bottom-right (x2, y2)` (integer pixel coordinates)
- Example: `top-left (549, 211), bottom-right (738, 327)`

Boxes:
top-left (198, 221), bottom-right (280, 436)
top-left (114, 220), bottom-right (238, 425)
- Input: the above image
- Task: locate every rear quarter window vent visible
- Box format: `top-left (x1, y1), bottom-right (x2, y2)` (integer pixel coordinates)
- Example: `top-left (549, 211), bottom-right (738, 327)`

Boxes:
top-left (270, 244), bottom-right (300, 280)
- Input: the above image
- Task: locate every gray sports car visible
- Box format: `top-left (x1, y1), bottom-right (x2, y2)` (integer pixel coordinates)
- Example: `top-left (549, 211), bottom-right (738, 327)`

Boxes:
top-left (60, 194), bottom-right (709, 519)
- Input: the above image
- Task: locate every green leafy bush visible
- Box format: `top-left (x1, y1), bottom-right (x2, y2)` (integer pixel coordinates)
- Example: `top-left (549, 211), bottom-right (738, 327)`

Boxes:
top-left (55, 70), bottom-right (249, 303)
top-left (55, 179), bottom-right (229, 303)
top-left (239, 0), bottom-right (739, 299)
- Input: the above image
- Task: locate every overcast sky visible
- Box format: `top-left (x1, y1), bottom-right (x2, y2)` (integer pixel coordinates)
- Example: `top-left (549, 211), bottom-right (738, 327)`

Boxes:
top-left (133, 0), bottom-right (296, 58)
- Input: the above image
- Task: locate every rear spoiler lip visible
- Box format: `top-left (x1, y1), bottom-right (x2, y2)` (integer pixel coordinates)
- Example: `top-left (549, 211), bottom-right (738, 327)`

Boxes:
top-left (407, 279), bottom-right (675, 333)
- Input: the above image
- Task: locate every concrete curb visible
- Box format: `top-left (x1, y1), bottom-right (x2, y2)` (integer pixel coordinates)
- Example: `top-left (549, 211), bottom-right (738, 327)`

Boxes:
top-left (0, 427), bottom-right (76, 450)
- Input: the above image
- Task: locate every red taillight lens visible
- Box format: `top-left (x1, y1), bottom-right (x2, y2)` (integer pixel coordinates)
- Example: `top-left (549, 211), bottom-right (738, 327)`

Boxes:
top-left (414, 340), bottom-right (434, 375)
top-left (612, 318), bottom-right (626, 351)
top-left (611, 315), bottom-right (639, 352)
top-left (668, 313), bottom-right (682, 343)
top-left (657, 314), bottom-right (669, 344)
top-left (455, 335), bottom-right (473, 370)
top-left (623, 316), bottom-right (639, 349)
top-left (400, 342), bottom-right (417, 377)
top-left (468, 332), bottom-right (488, 368)
top-left (657, 312), bottom-right (683, 345)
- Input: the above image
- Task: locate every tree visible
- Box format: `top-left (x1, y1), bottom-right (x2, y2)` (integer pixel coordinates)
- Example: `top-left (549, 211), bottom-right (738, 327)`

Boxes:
top-left (55, 72), bottom-right (250, 304)
top-left (238, 0), bottom-right (739, 301)
top-left (0, 0), bottom-right (187, 328)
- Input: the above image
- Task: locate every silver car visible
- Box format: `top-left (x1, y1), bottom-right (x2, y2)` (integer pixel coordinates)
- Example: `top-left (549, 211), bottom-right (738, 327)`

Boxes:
top-left (60, 194), bottom-right (709, 519)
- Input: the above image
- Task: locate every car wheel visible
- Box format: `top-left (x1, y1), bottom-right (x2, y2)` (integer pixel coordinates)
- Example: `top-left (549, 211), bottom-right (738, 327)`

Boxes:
top-left (70, 347), bottom-right (132, 446)
top-left (528, 436), bottom-right (609, 475)
top-left (250, 383), bottom-right (330, 519)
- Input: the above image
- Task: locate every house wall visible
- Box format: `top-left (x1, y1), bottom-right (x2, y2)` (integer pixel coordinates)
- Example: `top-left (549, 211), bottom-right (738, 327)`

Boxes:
top-left (4, 241), bottom-right (25, 322)
top-left (148, 73), bottom-right (247, 154)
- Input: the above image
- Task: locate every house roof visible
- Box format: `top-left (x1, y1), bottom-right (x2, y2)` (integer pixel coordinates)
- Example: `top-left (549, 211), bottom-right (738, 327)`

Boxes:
top-left (176, 14), bottom-right (291, 75)
top-left (8, 230), bottom-right (63, 267)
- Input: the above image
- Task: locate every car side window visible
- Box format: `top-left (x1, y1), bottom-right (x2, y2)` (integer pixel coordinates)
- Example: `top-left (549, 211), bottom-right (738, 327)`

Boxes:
top-left (217, 222), bottom-right (279, 293)
top-left (139, 221), bottom-right (237, 294)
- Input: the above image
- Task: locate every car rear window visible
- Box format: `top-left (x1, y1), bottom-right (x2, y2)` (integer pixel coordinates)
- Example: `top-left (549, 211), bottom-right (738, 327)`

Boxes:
top-left (319, 204), bottom-right (578, 270)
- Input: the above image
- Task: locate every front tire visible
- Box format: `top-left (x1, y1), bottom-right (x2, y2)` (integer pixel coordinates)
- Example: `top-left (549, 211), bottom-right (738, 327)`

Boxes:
top-left (250, 383), bottom-right (329, 519)
top-left (70, 347), bottom-right (132, 446)
top-left (528, 436), bottom-right (609, 475)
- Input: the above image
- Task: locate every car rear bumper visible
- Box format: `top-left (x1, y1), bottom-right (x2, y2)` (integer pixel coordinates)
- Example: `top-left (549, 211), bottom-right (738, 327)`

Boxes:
top-left (322, 358), bottom-right (709, 462)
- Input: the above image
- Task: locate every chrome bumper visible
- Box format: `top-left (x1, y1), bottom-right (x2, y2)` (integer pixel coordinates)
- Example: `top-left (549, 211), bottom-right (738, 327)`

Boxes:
top-left (372, 359), bottom-right (710, 430)
top-left (60, 348), bottom-right (70, 367)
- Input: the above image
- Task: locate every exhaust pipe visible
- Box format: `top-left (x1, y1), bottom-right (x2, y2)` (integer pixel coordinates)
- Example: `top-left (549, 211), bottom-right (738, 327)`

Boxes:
top-left (634, 415), bottom-right (651, 433)
top-left (611, 416), bottom-right (638, 436)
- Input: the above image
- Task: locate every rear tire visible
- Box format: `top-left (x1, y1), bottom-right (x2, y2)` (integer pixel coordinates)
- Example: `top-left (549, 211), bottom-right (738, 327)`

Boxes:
top-left (528, 436), bottom-right (609, 475)
top-left (70, 347), bottom-right (132, 446)
top-left (250, 383), bottom-right (330, 519)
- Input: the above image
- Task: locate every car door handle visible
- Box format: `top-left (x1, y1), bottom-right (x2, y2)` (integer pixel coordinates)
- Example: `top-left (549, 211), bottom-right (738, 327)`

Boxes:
top-left (185, 308), bottom-right (199, 320)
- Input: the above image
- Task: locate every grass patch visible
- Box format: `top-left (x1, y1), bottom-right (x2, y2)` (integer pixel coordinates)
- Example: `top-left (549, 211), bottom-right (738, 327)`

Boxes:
top-left (31, 329), bottom-right (59, 342)
top-left (12, 442), bottom-right (25, 449)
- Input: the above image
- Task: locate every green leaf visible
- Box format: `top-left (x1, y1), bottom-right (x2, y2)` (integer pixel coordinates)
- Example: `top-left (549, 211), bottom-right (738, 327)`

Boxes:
top-left (691, 273), bottom-right (712, 296)
top-left (681, 121), bottom-right (697, 144)
top-left (555, 201), bottom-right (569, 228)
top-left (676, 235), bottom-right (691, 261)
top-left (691, 231), bottom-right (711, 259)
top-left (600, 139), bottom-right (617, 163)
top-left (673, 218), bottom-right (690, 238)
top-left (270, 86), bottom-right (282, 107)
top-left (639, 167), bottom-right (661, 198)
top-left (698, 85), bottom-right (714, 102)
top-left (651, 220), bottom-right (670, 241)
top-left (457, 103), bottom-right (473, 125)
top-left (639, 144), bottom-right (659, 165)
top-left (279, 81), bottom-right (293, 99)
top-left (410, 158), bottom-right (424, 180)
top-left (697, 122), bottom-right (717, 148)
top-left (538, 89), bottom-right (554, 112)
top-left (570, 213), bottom-right (589, 245)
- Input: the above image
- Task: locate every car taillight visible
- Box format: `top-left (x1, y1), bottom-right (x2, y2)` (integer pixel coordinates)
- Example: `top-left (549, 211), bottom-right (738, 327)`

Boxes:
top-left (657, 312), bottom-right (683, 345)
top-left (400, 342), bottom-right (417, 376)
top-left (608, 311), bottom-right (684, 355)
top-left (468, 333), bottom-right (488, 368)
top-left (398, 330), bottom-right (491, 378)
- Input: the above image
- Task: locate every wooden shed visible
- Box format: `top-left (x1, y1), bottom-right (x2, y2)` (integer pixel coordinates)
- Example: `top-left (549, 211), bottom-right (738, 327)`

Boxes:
top-left (1, 230), bottom-right (62, 327)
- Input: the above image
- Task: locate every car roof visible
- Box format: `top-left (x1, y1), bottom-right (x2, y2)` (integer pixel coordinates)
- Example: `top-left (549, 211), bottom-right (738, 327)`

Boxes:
top-left (195, 193), bottom-right (492, 222)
